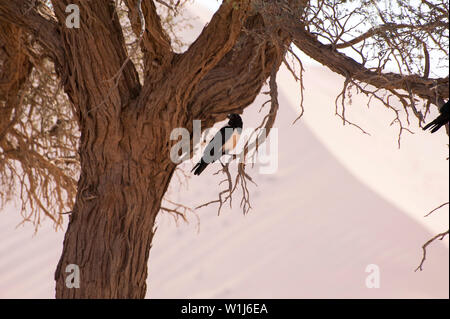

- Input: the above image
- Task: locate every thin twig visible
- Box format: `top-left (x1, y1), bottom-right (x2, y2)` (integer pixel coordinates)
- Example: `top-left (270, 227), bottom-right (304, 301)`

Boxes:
top-left (415, 230), bottom-right (449, 272)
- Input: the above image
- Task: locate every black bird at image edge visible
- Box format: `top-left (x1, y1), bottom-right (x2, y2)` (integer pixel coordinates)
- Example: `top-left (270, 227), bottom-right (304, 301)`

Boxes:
top-left (192, 114), bottom-right (243, 176)
top-left (423, 100), bottom-right (450, 133)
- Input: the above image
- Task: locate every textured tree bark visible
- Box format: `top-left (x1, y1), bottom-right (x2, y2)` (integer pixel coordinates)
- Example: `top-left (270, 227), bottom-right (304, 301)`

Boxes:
top-left (55, 134), bottom-right (176, 298)
top-left (49, 0), bottom-right (167, 298)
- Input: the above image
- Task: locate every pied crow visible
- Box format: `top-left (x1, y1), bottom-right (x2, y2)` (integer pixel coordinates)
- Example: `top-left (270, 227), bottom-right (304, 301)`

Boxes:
top-left (423, 100), bottom-right (450, 133)
top-left (192, 114), bottom-right (243, 176)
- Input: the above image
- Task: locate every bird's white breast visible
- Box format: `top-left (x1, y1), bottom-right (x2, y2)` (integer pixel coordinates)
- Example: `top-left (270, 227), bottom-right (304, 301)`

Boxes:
top-left (222, 130), bottom-right (241, 153)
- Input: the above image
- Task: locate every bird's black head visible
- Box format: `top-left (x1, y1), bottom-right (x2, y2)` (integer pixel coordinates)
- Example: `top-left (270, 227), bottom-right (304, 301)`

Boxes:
top-left (227, 113), bottom-right (243, 128)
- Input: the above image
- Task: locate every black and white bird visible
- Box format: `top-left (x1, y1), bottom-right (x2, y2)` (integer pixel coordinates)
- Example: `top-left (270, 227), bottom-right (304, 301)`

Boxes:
top-left (192, 114), bottom-right (243, 176)
top-left (423, 100), bottom-right (450, 133)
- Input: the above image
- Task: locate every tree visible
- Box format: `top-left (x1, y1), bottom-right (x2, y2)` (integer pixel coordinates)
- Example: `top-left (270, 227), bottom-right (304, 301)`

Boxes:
top-left (0, 0), bottom-right (448, 298)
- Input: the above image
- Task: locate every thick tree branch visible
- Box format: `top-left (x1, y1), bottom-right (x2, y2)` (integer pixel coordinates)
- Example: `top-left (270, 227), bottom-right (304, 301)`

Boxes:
top-left (289, 26), bottom-right (449, 105)
top-left (50, 0), bottom-right (141, 113)
top-left (124, 0), bottom-right (174, 73)
top-left (134, 0), bottom-right (254, 128)
top-left (0, 1), bottom-right (64, 69)
top-left (187, 8), bottom-right (291, 127)
top-left (167, 1), bottom-right (253, 108)
top-left (184, 0), bottom-right (306, 126)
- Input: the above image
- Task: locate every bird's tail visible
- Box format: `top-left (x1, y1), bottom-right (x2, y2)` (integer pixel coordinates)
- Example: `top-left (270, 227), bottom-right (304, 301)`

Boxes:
top-left (191, 158), bottom-right (209, 176)
top-left (423, 117), bottom-right (444, 133)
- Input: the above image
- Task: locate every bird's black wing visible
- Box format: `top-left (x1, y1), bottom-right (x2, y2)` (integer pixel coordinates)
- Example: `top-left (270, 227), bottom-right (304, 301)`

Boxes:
top-left (440, 100), bottom-right (450, 115)
top-left (191, 126), bottom-right (236, 176)
top-left (423, 101), bottom-right (450, 133)
top-left (202, 125), bottom-right (235, 163)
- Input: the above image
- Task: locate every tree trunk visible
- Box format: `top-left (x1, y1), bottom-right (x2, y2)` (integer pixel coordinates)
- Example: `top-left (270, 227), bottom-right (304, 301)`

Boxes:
top-left (55, 115), bottom-right (176, 298)
top-left (50, 0), bottom-right (283, 298)
top-left (50, 0), bottom-right (178, 297)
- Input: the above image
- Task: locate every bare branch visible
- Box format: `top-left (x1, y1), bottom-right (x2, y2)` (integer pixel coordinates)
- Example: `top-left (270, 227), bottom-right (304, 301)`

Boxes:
top-left (425, 202), bottom-right (449, 217)
top-left (333, 21), bottom-right (447, 49)
top-left (415, 230), bottom-right (449, 272)
top-left (290, 27), bottom-right (448, 104)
